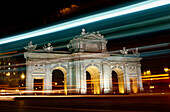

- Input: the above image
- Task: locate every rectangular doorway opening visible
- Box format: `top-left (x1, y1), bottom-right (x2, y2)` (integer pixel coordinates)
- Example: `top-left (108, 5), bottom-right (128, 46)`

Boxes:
top-left (34, 78), bottom-right (44, 91)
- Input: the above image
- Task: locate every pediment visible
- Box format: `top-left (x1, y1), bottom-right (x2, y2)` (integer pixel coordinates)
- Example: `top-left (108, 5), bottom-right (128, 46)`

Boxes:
top-left (82, 33), bottom-right (103, 40)
top-left (67, 29), bottom-right (107, 53)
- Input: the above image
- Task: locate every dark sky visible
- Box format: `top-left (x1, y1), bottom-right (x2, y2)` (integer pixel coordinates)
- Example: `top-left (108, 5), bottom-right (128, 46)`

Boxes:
top-left (0, 0), bottom-right (136, 38)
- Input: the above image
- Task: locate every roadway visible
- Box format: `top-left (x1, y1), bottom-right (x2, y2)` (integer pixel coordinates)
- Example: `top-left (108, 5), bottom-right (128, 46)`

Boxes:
top-left (0, 93), bottom-right (170, 112)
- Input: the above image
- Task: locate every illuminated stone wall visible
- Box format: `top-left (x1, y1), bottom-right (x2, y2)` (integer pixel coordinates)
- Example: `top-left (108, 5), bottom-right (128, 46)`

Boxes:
top-left (24, 29), bottom-right (143, 94)
top-left (24, 52), bottom-right (143, 94)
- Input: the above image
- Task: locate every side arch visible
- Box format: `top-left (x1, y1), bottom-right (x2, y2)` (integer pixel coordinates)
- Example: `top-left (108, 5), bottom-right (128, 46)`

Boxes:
top-left (51, 64), bottom-right (68, 73)
top-left (51, 66), bottom-right (68, 95)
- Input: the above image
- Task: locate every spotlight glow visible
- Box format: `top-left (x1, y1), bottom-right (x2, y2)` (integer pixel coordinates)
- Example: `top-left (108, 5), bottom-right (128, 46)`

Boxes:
top-left (0, 0), bottom-right (169, 45)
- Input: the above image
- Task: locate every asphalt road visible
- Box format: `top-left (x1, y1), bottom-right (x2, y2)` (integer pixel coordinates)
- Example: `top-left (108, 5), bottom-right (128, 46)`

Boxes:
top-left (0, 93), bottom-right (170, 112)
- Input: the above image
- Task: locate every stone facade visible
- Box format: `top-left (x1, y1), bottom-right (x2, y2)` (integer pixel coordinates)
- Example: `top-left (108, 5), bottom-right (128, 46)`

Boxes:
top-left (24, 29), bottom-right (143, 94)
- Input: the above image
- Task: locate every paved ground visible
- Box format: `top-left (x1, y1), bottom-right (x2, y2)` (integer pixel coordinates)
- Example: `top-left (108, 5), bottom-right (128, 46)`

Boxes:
top-left (0, 93), bottom-right (170, 112)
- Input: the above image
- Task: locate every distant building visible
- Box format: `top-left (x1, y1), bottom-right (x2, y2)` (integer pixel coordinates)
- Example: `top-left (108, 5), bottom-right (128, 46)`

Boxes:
top-left (24, 29), bottom-right (143, 94)
top-left (0, 57), bottom-right (19, 87)
top-left (142, 74), bottom-right (170, 92)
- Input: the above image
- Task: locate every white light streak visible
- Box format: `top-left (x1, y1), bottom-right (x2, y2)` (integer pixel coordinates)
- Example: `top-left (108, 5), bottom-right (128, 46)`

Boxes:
top-left (0, 0), bottom-right (169, 45)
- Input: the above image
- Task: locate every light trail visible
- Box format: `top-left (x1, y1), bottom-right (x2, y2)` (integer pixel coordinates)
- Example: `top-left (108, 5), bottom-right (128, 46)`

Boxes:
top-left (142, 74), bottom-right (169, 78)
top-left (140, 49), bottom-right (170, 57)
top-left (0, 16), bottom-right (169, 53)
top-left (0, 51), bottom-right (17, 55)
top-left (102, 16), bottom-right (170, 40)
top-left (108, 43), bottom-right (169, 54)
top-left (0, 93), bottom-right (170, 98)
top-left (0, 0), bottom-right (169, 45)
top-left (101, 16), bottom-right (170, 35)
top-left (142, 77), bottom-right (170, 80)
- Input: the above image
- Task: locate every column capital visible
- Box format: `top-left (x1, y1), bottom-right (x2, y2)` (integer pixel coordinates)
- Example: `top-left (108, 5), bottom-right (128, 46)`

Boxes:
top-left (101, 61), bottom-right (110, 65)
top-left (46, 60), bottom-right (51, 63)
top-left (137, 64), bottom-right (141, 67)
top-left (125, 63), bottom-right (128, 66)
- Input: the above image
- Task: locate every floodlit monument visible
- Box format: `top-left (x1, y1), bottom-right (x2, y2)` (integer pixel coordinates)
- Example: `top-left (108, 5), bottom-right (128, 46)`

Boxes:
top-left (24, 29), bottom-right (143, 94)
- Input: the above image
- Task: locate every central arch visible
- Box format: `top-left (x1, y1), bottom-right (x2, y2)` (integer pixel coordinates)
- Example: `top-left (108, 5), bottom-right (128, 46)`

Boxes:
top-left (52, 67), bottom-right (67, 95)
top-left (86, 66), bottom-right (100, 94)
top-left (112, 68), bottom-right (125, 94)
top-left (112, 71), bottom-right (119, 93)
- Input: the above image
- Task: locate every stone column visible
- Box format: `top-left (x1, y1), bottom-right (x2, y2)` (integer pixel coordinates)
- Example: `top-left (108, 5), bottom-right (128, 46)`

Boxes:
top-left (75, 61), bottom-right (81, 94)
top-left (80, 61), bottom-right (86, 94)
top-left (102, 61), bottom-right (111, 94)
top-left (71, 62), bottom-right (77, 94)
top-left (67, 62), bottom-right (73, 93)
top-left (26, 61), bottom-right (34, 91)
top-left (137, 64), bottom-right (144, 92)
top-left (45, 63), bottom-right (52, 91)
top-left (99, 69), bottom-right (104, 94)
top-left (84, 72), bottom-right (87, 94)
top-left (124, 64), bottom-right (131, 93)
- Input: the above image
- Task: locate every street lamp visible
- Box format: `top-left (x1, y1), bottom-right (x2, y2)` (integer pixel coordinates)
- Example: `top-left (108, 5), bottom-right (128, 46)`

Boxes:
top-left (21, 74), bottom-right (25, 79)
top-left (6, 72), bottom-right (10, 76)
top-left (146, 70), bottom-right (151, 75)
top-left (164, 68), bottom-right (169, 73)
top-left (143, 72), bottom-right (147, 75)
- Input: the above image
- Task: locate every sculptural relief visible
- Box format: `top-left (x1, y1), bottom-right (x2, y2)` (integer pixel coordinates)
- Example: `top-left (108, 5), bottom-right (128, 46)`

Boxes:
top-left (129, 66), bottom-right (137, 73)
top-left (33, 64), bottom-right (45, 72)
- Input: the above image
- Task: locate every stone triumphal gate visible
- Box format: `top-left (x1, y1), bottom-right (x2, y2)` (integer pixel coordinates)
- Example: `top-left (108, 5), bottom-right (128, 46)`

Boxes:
top-left (24, 29), bottom-right (143, 94)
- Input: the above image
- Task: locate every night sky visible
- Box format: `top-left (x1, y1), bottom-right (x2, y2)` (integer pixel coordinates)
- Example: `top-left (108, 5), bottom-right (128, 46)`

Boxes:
top-left (0, 0), bottom-right (136, 38)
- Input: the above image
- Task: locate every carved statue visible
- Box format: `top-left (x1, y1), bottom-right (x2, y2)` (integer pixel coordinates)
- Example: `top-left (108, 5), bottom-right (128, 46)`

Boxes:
top-left (24, 41), bottom-right (37, 52)
top-left (120, 47), bottom-right (128, 55)
top-left (132, 48), bottom-right (140, 56)
top-left (81, 28), bottom-right (86, 35)
top-left (43, 43), bottom-right (53, 52)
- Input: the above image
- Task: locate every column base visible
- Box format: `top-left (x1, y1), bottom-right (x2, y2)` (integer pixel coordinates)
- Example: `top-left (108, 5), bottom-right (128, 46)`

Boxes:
top-left (140, 87), bottom-right (144, 92)
top-left (126, 89), bottom-right (131, 93)
top-left (104, 88), bottom-right (111, 94)
top-left (80, 88), bottom-right (86, 94)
